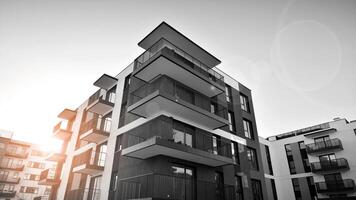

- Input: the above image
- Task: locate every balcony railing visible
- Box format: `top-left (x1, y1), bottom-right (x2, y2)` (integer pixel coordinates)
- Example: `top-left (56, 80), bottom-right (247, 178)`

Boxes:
top-left (73, 149), bottom-right (106, 169)
top-left (0, 175), bottom-right (20, 184)
top-left (80, 116), bottom-right (111, 135)
top-left (0, 191), bottom-right (16, 198)
top-left (311, 158), bottom-right (349, 173)
top-left (40, 168), bottom-right (56, 181)
top-left (316, 179), bottom-right (355, 193)
top-left (88, 89), bottom-right (115, 106)
top-left (111, 173), bottom-right (235, 200)
top-left (66, 188), bottom-right (100, 200)
top-left (122, 117), bottom-right (232, 159)
top-left (5, 150), bottom-right (28, 159)
top-left (306, 138), bottom-right (343, 154)
top-left (129, 75), bottom-right (228, 120)
top-left (0, 163), bottom-right (24, 171)
top-left (134, 38), bottom-right (224, 87)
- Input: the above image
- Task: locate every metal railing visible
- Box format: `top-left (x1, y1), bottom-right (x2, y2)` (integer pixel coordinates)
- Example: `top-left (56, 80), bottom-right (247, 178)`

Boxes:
top-left (66, 188), bottom-right (100, 200)
top-left (73, 149), bottom-right (106, 168)
top-left (316, 179), bottom-right (355, 193)
top-left (0, 175), bottom-right (20, 184)
top-left (134, 38), bottom-right (224, 87)
top-left (5, 150), bottom-right (28, 159)
top-left (306, 138), bottom-right (343, 153)
top-left (129, 75), bottom-right (228, 120)
top-left (0, 163), bottom-right (24, 171)
top-left (111, 173), bottom-right (235, 200)
top-left (80, 116), bottom-right (112, 135)
top-left (122, 117), bottom-right (232, 159)
top-left (311, 158), bottom-right (349, 173)
top-left (40, 168), bottom-right (57, 181)
top-left (0, 191), bottom-right (16, 198)
top-left (88, 89), bottom-right (115, 106)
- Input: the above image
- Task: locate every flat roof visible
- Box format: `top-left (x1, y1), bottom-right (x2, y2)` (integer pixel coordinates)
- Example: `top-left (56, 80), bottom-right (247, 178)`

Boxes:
top-left (138, 22), bottom-right (221, 68)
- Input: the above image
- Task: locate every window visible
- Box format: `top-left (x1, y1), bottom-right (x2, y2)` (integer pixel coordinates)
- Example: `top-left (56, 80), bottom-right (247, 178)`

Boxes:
top-left (227, 112), bottom-right (236, 132)
top-left (31, 150), bottom-right (48, 157)
top-left (354, 129), bottom-right (356, 135)
top-left (170, 164), bottom-right (195, 200)
top-left (292, 178), bottom-right (301, 200)
top-left (265, 145), bottom-right (273, 175)
top-left (212, 136), bottom-right (218, 155)
top-left (240, 94), bottom-right (249, 112)
top-left (173, 121), bottom-right (194, 147)
top-left (215, 172), bottom-right (225, 200)
top-left (231, 142), bottom-right (240, 164)
top-left (251, 179), bottom-right (263, 200)
top-left (225, 85), bottom-right (232, 103)
top-left (97, 144), bottom-right (107, 167)
top-left (247, 147), bottom-right (259, 170)
top-left (89, 176), bottom-right (102, 199)
top-left (20, 186), bottom-right (38, 194)
top-left (306, 176), bottom-right (317, 200)
top-left (243, 119), bottom-right (254, 139)
top-left (26, 161), bottom-right (45, 169)
top-left (271, 179), bottom-right (278, 200)
top-left (285, 144), bottom-right (296, 174)
top-left (298, 141), bottom-right (311, 172)
top-left (235, 176), bottom-right (244, 200)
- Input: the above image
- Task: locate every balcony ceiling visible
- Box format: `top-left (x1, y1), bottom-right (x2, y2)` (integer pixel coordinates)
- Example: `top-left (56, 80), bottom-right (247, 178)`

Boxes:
top-left (93, 74), bottom-right (118, 90)
top-left (79, 129), bottom-right (109, 144)
top-left (127, 91), bottom-right (229, 130)
top-left (138, 22), bottom-right (221, 68)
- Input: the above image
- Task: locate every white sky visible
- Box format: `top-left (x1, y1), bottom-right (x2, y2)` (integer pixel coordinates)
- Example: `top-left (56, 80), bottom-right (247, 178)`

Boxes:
top-left (0, 0), bottom-right (355, 148)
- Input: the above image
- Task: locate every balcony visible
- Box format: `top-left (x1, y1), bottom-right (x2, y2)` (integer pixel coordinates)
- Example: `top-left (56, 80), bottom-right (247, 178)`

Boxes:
top-left (111, 173), bottom-right (235, 200)
top-left (316, 179), bottom-right (356, 194)
top-left (79, 116), bottom-right (111, 143)
top-left (53, 121), bottom-right (72, 140)
top-left (5, 150), bottom-right (28, 159)
top-left (46, 152), bottom-right (66, 162)
top-left (38, 168), bottom-right (60, 186)
top-left (86, 89), bottom-right (115, 116)
top-left (72, 149), bottom-right (106, 175)
top-left (0, 175), bottom-right (20, 184)
top-left (128, 75), bottom-right (229, 130)
top-left (311, 158), bottom-right (349, 174)
top-left (0, 163), bottom-right (24, 171)
top-left (66, 188), bottom-right (100, 200)
top-left (58, 108), bottom-right (76, 120)
top-left (121, 116), bottom-right (234, 167)
top-left (133, 38), bottom-right (225, 98)
top-left (0, 191), bottom-right (16, 198)
top-left (306, 138), bottom-right (343, 155)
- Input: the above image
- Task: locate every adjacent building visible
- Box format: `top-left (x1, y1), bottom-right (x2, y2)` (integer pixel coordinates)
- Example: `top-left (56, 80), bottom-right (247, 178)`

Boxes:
top-left (0, 132), bottom-right (57, 200)
top-left (261, 118), bottom-right (356, 200)
top-left (52, 22), bottom-right (268, 200)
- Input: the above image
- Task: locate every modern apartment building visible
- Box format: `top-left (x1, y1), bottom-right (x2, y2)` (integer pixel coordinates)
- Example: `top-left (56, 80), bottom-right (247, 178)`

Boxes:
top-left (0, 133), bottom-right (57, 200)
top-left (52, 22), bottom-right (268, 200)
top-left (260, 118), bottom-right (356, 200)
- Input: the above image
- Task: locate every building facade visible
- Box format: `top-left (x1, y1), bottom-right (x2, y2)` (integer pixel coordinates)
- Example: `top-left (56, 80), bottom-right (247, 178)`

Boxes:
top-left (261, 118), bottom-right (356, 200)
top-left (53, 22), bottom-right (268, 200)
top-left (0, 133), bottom-right (57, 200)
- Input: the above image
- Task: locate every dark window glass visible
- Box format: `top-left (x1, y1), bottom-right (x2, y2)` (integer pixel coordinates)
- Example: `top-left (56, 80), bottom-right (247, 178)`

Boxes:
top-left (225, 85), bottom-right (232, 103)
top-left (228, 112), bottom-right (236, 133)
top-left (243, 119), bottom-right (254, 140)
top-left (285, 144), bottom-right (296, 174)
top-left (265, 145), bottom-right (274, 175)
top-left (235, 176), bottom-right (244, 200)
top-left (231, 142), bottom-right (240, 164)
top-left (251, 179), bottom-right (263, 200)
top-left (247, 147), bottom-right (259, 171)
top-left (215, 172), bottom-right (225, 200)
top-left (306, 176), bottom-right (317, 199)
top-left (298, 141), bottom-right (311, 172)
top-left (240, 94), bottom-right (249, 112)
top-left (271, 179), bottom-right (278, 200)
top-left (292, 178), bottom-right (302, 200)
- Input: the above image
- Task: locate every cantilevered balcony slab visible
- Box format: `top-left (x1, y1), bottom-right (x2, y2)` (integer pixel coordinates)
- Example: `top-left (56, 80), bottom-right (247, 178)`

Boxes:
top-left (94, 74), bottom-right (118, 90)
top-left (72, 163), bottom-right (104, 176)
top-left (87, 98), bottom-right (114, 116)
top-left (304, 128), bottom-right (337, 138)
top-left (79, 129), bottom-right (109, 144)
top-left (138, 22), bottom-right (221, 68)
top-left (38, 169), bottom-right (60, 186)
top-left (46, 152), bottom-right (66, 162)
top-left (122, 136), bottom-right (234, 167)
top-left (127, 90), bottom-right (229, 130)
top-left (133, 48), bottom-right (224, 98)
top-left (58, 109), bottom-right (76, 120)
